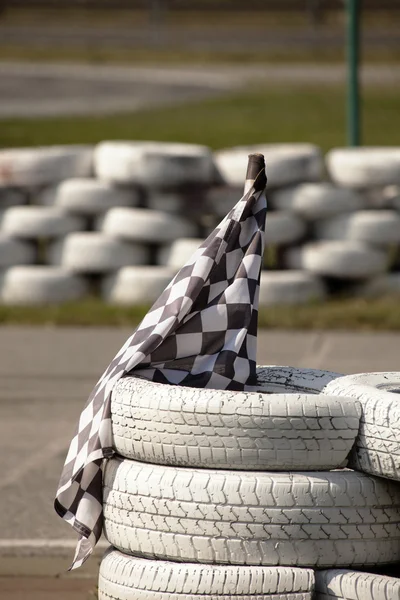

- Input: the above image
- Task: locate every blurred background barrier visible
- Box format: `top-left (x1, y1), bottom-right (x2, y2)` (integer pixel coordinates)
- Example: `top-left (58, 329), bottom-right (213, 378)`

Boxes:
top-left (0, 0), bottom-right (399, 63)
top-left (2, 1), bottom-right (400, 12)
top-left (0, 141), bottom-right (399, 306)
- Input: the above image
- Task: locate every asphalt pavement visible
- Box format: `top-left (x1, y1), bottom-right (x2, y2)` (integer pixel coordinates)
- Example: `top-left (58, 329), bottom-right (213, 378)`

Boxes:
top-left (0, 62), bottom-right (398, 118)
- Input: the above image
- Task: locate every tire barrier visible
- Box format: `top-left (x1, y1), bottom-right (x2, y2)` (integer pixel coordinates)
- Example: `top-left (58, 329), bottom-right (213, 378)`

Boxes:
top-left (102, 266), bottom-right (176, 305)
top-left (0, 142), bottom-right (399, 304)
top-left (271, 183), bottom-right (365, 221)
top-left (94, 141), bottom-right (216, 188)
top-left (99, 549), bottom-right (315, 600)
top-left (315, 210), bottom-right (400, 246)
top-left (326, 147), bottom-right (400, 188)
top-left (259, 270), bottom-right (327, 305)
top-left (355, 273), bottom-right (400, 297)
top-left (37, 178), bottom-right (139, 215)
top-left (285, 242), bottom-right (388, 279)
top-left (48, 233), bottom-right (150, 273)
top-left (0, 187), bottom-right (27, 207)
top-left (324, 372), bottom-right (400, 482)
top-left (265, 212), bottom-right (306, 245)
top-left (0, 234), bottom-right (36, 267)
top-left (103, 457), bottom-right (400, 568)
top-left (315, 569), bottom-right (400, 600)
top-left (99, 207), bottom-right (196, 244)
top-left (99, 364), bottom-right (400, 594)
top-left (157, 238), bottom-right (203, 269)
top-left (0, 266), bottom-right (89, 305)
top-left (0, 206), bottom-right (85, 239)
top-left (214, 144), bottom-right (323, 189)
top-left (0, 145), bottom-right (93, 187)
top-left (111, 369), bottom-right (359, 470)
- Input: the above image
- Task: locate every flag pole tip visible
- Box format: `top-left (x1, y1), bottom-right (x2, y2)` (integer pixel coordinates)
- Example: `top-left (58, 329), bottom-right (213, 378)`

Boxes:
top-left (246, 154), bottom-right (266, 191)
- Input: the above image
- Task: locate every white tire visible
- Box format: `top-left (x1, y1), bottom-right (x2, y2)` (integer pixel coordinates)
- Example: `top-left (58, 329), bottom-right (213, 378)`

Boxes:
top-left (0, 234), bottom-right (36, 267)
top-left (384, 184), bottom-right (400, 210)
top-left (102, 266), bottom-right (175, 305)
top-left (94, 141), bottom-right (216, 188)
top-left (365, 185), bottom-right (400, 210)
top-left (99, 548), bottom-right (315, 600)
top-left (157, 238), bottom-right (203, 269)
top-left (327, 147), bottom-right (400, 188)
top-left (36, 178), bottom-right (139, 215)
top-left (354, 273), bottom-right (400, 298)
top-left (98, 207), bottom-right (196, 244)
top-left (48, 233), bottom-right (149, 273)
top-left (0, 187), bottom-right (27, 207)
top-left (315, 211), bottom-right (400, 246)
top-left (0, 266), bottom-right (89, 305)
top-left (111, 367), bottom-right (359, 470)
top-left (315, 569), bottom-right (400, 600)
top-left (259, 271), bottom-right (327, 306)
top-left (214, 144), bottom-right (323, 188)
top-left (0, 145), bottom-right (93, 187)
top-left (324, 372), bottom-right (400, 481)
top-left (271, 184), bottom-right (365, 221)
top-left (206, 186), bottom-right (243, 217)
top-left (0, 206), bottom-right (84, 239)
top-left (285, 242), bottom-right (388, 279)
top-left (146, 192), bottom-right (183, 213)
top-left (103, 458), bottom-right (400, 568)
top-left (265, 212), bottom-right (306, 245)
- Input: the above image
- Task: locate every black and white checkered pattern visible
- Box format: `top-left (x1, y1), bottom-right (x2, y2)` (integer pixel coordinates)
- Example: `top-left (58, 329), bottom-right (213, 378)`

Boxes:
top-left (55, 154), bottom-right (267, 569)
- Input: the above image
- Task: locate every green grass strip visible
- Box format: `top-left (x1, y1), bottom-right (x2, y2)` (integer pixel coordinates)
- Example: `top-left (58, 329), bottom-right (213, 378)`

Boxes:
top-left (1, 85), bottom-right (399, 151)
top-left (1, 296), bottom-right (399, 330)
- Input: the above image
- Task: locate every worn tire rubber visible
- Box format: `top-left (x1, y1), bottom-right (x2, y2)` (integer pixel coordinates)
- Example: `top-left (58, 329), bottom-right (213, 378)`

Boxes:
top-left (157, 238), bottom-right (204, 269)
top-left (354, 274), bottom-right (400, 298)
top-left (285, 242), bottom-right (387, 279)
top-left (314, 569), bottom-right (400, 600)
top-left (0, 266), bottom-right (89, 305)
top-left (258, 271), bottom-right (327, 306)
top-left (0, 187), bottom-right (27, 207)
top-left (326, 147), bottom-right (400, 188)
top-left (146, 192), bottom-right (184, 213)
top-left (37, 178), bottom-right (139, 215)
top-left (98, 207), bottom-right (196, 244)
top-left (0, 234), bottom-right (36, 267)
top-left (111, 366), bottom-right (358, 470)
top-left (214, 144), bottom-right (323, 189)
top-left (0, 206), bottom-right (84, 239)
top-left (94, 141), bottom-right (216, 188)
top-left (48, 233), bottom-right (149, 273)
top-left (0, 145), bottom-right (93, 187)
top-left (265, 212), bottom-right (306, 246)
top-left (315, 211), bottom-right (400, 246)
top-left (99, 548), bottom-right (315, 600)
top-left (323, 372), bottom-right (400, 481)
top-left (206, 186), bottom-right (244, 217)
top-left (103, 458), bottom-right (400, 568)
top-left (102, 266), bottom-right (176, 305)
top-left (270, 184), bottom-right (364, 221)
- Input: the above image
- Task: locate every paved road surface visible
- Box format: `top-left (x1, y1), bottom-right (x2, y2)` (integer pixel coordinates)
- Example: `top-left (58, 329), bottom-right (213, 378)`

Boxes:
top-left (0, 62), bottom-right (398, 118)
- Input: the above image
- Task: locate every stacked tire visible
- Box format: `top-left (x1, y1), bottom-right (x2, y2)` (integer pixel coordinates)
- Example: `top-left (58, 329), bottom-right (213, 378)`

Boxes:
top-left (314, 371), bottom-right (400, 599)
top-left (99, 366), bottom-right (400, 600)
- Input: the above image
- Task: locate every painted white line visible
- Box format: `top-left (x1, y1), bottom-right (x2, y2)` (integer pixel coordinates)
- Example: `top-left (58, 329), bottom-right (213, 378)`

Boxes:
top-left (0, 540), bottom-right (108, 548)
top-left (0, 438), bottom-right (69, 490)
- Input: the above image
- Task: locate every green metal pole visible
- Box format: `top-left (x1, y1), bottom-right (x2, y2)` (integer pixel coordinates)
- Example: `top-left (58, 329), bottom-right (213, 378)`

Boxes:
top-left (346, 0), bottom-right (361, 146)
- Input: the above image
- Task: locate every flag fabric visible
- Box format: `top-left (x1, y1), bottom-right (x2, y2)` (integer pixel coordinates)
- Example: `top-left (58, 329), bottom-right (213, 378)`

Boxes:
top-left (55, 153), bottom-right (267, 569)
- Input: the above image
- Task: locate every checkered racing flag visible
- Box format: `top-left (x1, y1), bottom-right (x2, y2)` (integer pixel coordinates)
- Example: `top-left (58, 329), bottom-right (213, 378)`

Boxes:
top-left (55, 153), bottom-right (267, 569)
